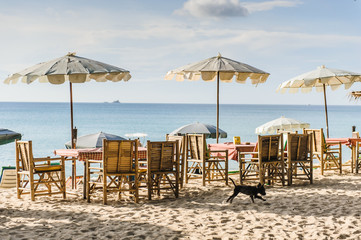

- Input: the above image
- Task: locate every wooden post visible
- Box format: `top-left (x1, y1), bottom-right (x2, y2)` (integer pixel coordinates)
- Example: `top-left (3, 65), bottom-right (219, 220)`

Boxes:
top-left (216, 71), bottom-right (220, 143)
top-left (69, 82), bottom-right (75, 149)
top-left (322, 84), bottom-right (330, 138)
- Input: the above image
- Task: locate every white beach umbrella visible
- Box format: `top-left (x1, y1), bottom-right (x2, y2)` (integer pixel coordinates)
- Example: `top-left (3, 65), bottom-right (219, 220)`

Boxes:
top-left (276, 65), bottom-right (361, 137)
top-left (169, 122), bottom-right (227, 139)
top-left (255, 116), bottom-right (310, 134)
top-left (165, 53), bottom-right (269, 143)
top-left (3, 52), bottom-right (131, 148)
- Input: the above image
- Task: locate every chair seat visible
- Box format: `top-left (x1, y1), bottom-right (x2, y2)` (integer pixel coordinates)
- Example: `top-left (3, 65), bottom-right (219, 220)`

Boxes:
top-left (34, 165), bottom-right (62, 173)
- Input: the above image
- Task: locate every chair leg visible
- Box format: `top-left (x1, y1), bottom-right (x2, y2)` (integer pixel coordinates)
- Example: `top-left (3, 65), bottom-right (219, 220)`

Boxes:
top-left (202, 164), bottom-right (206, 186)
top-left (175, 172), bottom-right (179, 198)
top-left (103, 175), bottom-right (107, 205)
top-left (134, 174), bottom-right (139, 203)
top-left (61, 169), bottom-right (66, 199)
top-left (225, 160), bottom-right (228, 186)
top-left (321, 154), bottom-right (324, 175)
top-left (148, 173), bottom-right (152, 200)
top-left (30, 176), bottom-right (35, 201)
top-left (86, 161), bottom-right (91, 203)
top-left (16, 174), bottom-right (21, 199)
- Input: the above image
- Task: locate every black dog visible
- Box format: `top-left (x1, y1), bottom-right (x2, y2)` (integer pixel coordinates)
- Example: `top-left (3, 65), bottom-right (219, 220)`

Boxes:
top-left (226, 178), bottom-right (266, 203)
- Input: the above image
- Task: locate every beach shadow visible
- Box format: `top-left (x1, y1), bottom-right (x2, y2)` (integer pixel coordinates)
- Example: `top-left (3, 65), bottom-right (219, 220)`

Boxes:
top-left (0, 205), bottom-right (185, 239)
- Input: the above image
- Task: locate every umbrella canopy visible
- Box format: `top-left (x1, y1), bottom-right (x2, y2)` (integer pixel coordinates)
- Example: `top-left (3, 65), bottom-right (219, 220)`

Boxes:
top-left (65, 132), bottom-right (126, 149)
top-left (255, 116), bottom-right (310, 134)
top-left (276, 65), bottom-right (361, 138)
top-left (4, 53), bottom-right (131, 148)
top-left (169, 122), bottom-right (227, 139)
top-left (0, 128), bottom-right (21, 145)
top-left (165, 53), bottom-right (269, 143)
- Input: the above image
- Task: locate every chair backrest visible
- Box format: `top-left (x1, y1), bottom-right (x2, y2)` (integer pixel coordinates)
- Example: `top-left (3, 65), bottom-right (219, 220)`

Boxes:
top-left (303, 128), bottom-right (324, 153)
top-left (287, 133), bottom-right (312, 161)
top-left (147, 141), bottom-right (178, 172)
top-left (15, 140), bottom-right (34, 172)
top-left (166, 134), bottom-right (186, 160)
top-left (186, 134), bottom-right (206, 161)
top-left (102, 139), bottom-right (138, 174)
top-left (257, 134), bottom-right (283, 162)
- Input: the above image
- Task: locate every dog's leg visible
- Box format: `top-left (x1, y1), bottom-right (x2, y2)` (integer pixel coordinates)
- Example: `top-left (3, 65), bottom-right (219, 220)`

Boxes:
top-left (250, 195), bottom-right (255, 203)
top-left (255, 195), bottom-right (266, 201)
top-left (226, 191), bottom-right (239, 203)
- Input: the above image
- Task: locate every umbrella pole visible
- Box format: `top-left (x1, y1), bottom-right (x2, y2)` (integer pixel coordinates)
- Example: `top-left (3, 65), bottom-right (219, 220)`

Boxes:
top-left (216, 71), bottom-right (220, 143)
top-left (323, 84), bottom-right (330, 138)
top-left (70, 82), bottom-right (75, 149)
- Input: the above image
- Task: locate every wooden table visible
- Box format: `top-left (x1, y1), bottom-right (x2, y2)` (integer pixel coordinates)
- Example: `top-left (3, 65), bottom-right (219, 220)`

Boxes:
top-left (54, 147), bottom-right (147, 199)
top-left (208, 142), bottom-right (257, 161)
top-left (326, 138), bottom-right (361, 173)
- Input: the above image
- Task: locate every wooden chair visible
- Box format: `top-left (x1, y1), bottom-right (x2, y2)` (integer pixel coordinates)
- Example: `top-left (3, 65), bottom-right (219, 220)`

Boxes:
top-left (0, 166), bottom-right (16, 188)
top-left (166, 134), bottom-right (186, 188)
top-left (15, 140), bottom-right (66, 201)
top-left (286, 133), bottom-right (313, 185)
top-left (239, 134), bottom-right (285, 186)
top-left (185, 134), bottom-right (228, 186)
top-left (303, 128), bottom-right (342, 175)
top-left (146, 140), bottom-right (179, 200)
top-left (86, 139), bottom-right (139, 204)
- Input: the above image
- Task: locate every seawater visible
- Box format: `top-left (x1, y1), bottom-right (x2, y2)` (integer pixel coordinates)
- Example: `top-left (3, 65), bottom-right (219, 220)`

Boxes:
top-left (1, 102), bottom-right (361, 175)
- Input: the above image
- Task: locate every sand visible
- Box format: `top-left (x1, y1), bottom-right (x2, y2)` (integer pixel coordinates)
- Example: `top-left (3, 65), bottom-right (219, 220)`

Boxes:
top-left (1, 168), bottom-right (361, 240)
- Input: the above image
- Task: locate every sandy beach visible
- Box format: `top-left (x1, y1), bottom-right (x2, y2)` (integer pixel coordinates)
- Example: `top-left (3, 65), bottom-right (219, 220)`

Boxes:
top-left (1, 167), bottom-right (361, 240)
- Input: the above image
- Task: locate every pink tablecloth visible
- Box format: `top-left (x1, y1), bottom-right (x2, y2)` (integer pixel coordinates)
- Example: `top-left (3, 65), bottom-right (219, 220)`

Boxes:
top-left (54, 147), bottom-right (147, 161)
top-left (208, 142), bottom-right (256, 161)
top-left (326, 138), bottom-right (350, 146)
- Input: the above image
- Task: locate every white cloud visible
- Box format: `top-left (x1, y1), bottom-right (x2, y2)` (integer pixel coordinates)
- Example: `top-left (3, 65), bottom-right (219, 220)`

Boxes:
top-left (243, 0), bottom-right (302, 13)
top-left (174, 0), bottom-right (249, 18)
top-left (174, 0), bottom-right (302, 18)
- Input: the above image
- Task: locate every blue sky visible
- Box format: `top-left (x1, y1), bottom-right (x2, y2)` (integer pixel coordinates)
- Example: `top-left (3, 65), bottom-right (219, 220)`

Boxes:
top-left (0, 0), bottom-right (360, 105)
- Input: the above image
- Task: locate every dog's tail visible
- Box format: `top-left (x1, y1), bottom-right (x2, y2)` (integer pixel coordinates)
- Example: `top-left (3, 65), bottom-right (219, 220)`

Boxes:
top-left (229, 178), bottom-right (237, 187)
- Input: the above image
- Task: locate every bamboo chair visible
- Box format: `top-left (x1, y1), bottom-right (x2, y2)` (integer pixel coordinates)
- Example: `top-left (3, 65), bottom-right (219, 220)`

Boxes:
top-left (303, 128), bottom-right (342, 175)
top-left (239, 134), bottom-right (285, 186)
top-left (185, 134), bottom-right (228, 186)
top-left (146, 141), bottom-right (179, 200)
top-left (15, 140), bottom-right (66, 201)
top-left (286, 133), bottom-right (313, 185)
top-left (0, 166), bottom-right (16, 188)
top-left (86, 139), bottom-right (139, 204)
top-left (166, 134), bottom-right (186, 188)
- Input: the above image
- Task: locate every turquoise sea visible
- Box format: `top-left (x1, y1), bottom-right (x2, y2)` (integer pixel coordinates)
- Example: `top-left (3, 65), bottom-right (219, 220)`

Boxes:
top-left (1, 102), bottom-right (361, 175)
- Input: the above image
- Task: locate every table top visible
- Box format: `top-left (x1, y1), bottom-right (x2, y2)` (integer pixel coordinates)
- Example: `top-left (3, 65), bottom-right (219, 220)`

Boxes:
top-left (326, 137), bottom-right (361, 146)
top-left (54, 147), bottom-right (147, 161)
top-left (208, 142), bottom-right (257, 161)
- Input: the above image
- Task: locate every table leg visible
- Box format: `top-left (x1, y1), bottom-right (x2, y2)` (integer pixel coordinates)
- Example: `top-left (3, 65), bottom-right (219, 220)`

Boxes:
top-left (83, 161), bottom-right (87, 199)
top-left (352, 145), bottom-right (355, 174)
top-left (72, 158), bottom-right (76, 189)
